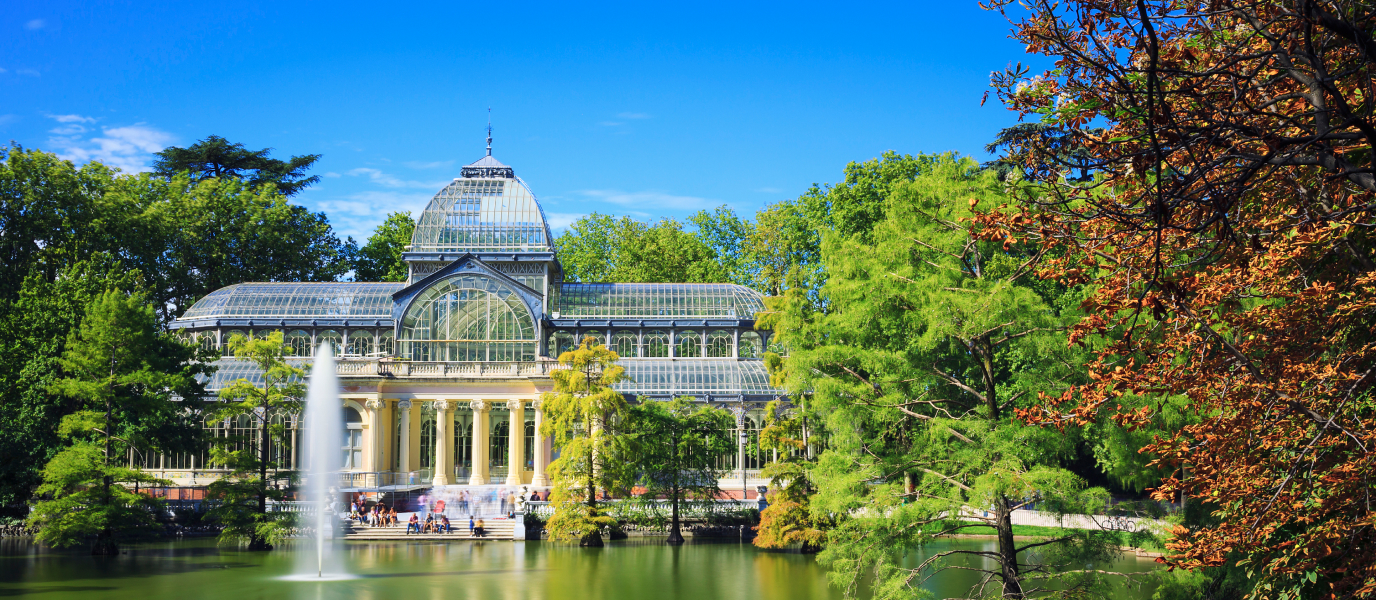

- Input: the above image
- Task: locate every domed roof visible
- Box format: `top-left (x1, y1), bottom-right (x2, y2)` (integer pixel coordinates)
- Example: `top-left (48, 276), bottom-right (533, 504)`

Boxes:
top-left (409, 150), bottom-right (555, 254)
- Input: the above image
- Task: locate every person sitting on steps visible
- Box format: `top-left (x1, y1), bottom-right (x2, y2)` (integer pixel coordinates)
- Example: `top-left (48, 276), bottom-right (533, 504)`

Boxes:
top-left (406, 513), bottom-right (419, 534)
top-left (473, 518), bottom-right (486, 538)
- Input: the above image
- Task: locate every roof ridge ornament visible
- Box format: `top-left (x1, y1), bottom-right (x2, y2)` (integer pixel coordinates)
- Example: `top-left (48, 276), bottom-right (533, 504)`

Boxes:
top-left (461, 109), bottom-right (515, 178)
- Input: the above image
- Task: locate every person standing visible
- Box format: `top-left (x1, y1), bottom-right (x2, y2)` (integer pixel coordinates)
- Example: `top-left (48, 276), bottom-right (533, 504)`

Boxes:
top-left (468, 515), bottom-right (475, 535)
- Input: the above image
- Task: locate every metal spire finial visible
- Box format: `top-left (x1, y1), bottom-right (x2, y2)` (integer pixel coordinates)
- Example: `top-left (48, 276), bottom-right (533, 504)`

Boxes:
top-left (486, 108), bottom-right (493, 156)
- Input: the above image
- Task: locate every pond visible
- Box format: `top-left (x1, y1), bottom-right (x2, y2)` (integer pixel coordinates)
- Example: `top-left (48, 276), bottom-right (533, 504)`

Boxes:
top-left (0, 537), bottom-right (1162, 599)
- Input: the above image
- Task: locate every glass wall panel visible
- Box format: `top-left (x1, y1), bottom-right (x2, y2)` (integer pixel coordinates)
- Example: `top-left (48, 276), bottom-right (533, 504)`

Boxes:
top-left (345, 331), bottom-right (373, 357)
top-left (580, 330), bottom-right (606, 348)
top-left (318, 330), bottom-right (343, 355)
top-left (343, 407), bottom-right (363, 469)
top-left (284, 330), bottom-right (311, 357)
top-left (222, 330), bottom-right (247, 357)
top-left (398, 275), bottom-right (537, 362)
top-left (180, 282), bottom-right (402, 320)
top-left (676, 330), bottom-right (702, 358)
top-left (524, 420), bottom-right (535, 470)
top-left (611, 331), bottom-right (638, 358)
top-left (549, 331), bottom-right (575, 358)
top-left (706, 330), bottom-right (733, 358)
top-left (643, 330), bottom-right (670, 358)
top-left (410, 177), bottom-right (555, 254)
top-left (739, 331), bottom-right (763, 358)
top-left (377, 330), bottom-right (395, 356)
top-left (454, 411), bottom-right (473, 469)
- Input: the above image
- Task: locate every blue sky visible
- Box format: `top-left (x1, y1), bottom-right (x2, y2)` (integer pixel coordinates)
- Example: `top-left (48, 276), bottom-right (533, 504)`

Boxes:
top-left (2, 1), bottom-right (1038, 241)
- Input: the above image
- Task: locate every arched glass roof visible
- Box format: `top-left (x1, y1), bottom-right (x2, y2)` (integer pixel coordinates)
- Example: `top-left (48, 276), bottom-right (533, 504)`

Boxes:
top-left (555, 283), bottom-right (765, 318)
top-left (613, 359), bottom-right (783, 397)
top-left (410, 155), bottom-right (555, 254)
top-left (180, 282), bottom-right (404, 320)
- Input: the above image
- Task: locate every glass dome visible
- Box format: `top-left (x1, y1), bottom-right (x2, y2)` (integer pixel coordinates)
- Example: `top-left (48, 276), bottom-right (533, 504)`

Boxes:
top-left (409, 155), bottom-right (555, 254)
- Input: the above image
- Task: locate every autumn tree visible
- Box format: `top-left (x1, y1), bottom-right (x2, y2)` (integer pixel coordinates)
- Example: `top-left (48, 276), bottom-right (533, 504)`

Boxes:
top-left (206, 332), bottom-right (305, 550)
top-left (752, 399), bottom-right (826, 553)
top-left (540, 337), bottom-right (631, 547)
top-left (983, 1), bottom-right (1376, 597)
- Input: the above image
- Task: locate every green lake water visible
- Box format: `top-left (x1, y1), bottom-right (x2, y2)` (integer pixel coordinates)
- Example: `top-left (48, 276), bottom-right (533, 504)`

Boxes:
top-left (0, 537), bottom-right (1162, 599)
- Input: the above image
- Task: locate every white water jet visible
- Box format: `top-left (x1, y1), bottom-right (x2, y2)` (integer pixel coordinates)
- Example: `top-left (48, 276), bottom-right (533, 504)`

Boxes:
top-left (288, 342), bottom-right (352, 581)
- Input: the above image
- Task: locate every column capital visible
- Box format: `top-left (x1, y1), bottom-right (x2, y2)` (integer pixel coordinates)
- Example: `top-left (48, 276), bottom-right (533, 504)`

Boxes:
top-left (506, 398), bottom-right (524, 411)
top-left (434, 399), bottom-right (454, 412)
top-left (397, 399), bottom-right (413, 410)
top-left (531, 398), bottom-right (543, 411)
top-left (365, 398), bottom-right (383, 410)
top-left (469, 399), bottom-right (490, 412)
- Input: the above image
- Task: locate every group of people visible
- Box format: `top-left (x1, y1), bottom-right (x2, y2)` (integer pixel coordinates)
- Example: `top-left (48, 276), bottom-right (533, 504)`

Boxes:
top-left (405, 512), bottom-right (487, 537)
top-left (348, 501), bottom-right (398, 527)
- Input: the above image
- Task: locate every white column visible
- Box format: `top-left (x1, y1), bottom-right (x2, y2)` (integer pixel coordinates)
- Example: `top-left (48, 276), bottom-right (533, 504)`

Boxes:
top-left (365, 398), bottom-right (383, 473)
top-left (396, 400), bottom-right (412, 475)
top-left (532, 399), bottom-right (550, 486)
top-left (506, 399), bottom-right (525, 486)
top-left (468, 400), bottom-right (490, 485)
top-left (433, 400), bottom-right (453, 485)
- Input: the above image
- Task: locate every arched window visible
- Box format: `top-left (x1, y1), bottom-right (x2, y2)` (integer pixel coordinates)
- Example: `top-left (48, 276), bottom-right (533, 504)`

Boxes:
top-left (197, 332), bottom-right (217, 352)
top-left (739, 331), bottom-right (763, 358)
top-left (398, 275), bottom-right (537, 362)
top-left (222, 330), bottom-right (247, 357)
top-left (419, 404), bottom-right (437, 471)
top-left (317, 330), bottom-right (343, 355)
top-left (345, 331), bottom-right (373, 357)
top-left (643, 330), bottom-right (670, 358)
top-left (677, 330), bottom-right (702, 358)
top-left (706, 330), bottom-right (733, 358)
top-left (255, 329), bottom-right (283, 340)
top-left (377, 330), bottom-right (395, 356)
top-left (548, 331), bottom-right (575, 358)
top-left (454, 410), bottom-right (472, 470)
top-left (524, 420), bottom-right (536, 470)
top-left (490, 416), bottom-right (510, 468)
top-left (611, 330), bottom-right (638, 358)
top-left (581, 330), bottom-right (605, 348)
top-left (342, 407), bottom-right (363, 470)
top-left (284, 330), bottom-right (311, 357)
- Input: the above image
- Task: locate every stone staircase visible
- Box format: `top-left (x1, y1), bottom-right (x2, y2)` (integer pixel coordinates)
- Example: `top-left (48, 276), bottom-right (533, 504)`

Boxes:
top-left (343, 518), bottom-right (518, 541)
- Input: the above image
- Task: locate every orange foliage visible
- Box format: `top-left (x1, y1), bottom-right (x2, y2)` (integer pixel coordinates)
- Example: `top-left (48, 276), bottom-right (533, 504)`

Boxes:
top-left (980, 1), bottom-right (1376, 597)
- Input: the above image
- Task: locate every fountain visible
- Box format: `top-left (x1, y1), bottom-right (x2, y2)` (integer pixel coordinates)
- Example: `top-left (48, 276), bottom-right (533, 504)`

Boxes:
top-left (283, 342), bottom-right (353, 581)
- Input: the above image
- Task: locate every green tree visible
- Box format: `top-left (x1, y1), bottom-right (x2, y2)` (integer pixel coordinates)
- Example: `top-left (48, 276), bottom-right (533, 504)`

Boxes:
top-left (769, 156), bottom-right (1120, 599)
top-left (28, 288), bottom-right (206, 554)
top-left (540, 336), bottom-right (630, 547)
top-left (554, 213), bottom-right (628, 283)
top-left (623, 397), bottom-right (734, 544)
top-left (206, 331), bottom-right (305, 550)
top-left (151, 135), bottom-right (321, 197)
top-left (353, 211), bottom-right (415, 281)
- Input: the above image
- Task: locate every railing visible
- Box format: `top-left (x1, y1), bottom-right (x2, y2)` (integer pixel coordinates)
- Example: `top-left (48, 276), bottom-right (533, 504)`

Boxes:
top-left (334, 360), bottom-right (565, 379)
top-left (338, 471), bottom-right (425, 488)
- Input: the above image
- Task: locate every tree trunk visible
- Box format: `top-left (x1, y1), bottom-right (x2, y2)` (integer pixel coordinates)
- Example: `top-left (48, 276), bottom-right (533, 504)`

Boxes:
top-left (994, 495), bottom-right (1024, 598)
top-left (249, 412), bottom-right (273, 551)
top-left (95, 392), bottom-right (117, 556)
top-left (667, 482), bottom-right (684, 545)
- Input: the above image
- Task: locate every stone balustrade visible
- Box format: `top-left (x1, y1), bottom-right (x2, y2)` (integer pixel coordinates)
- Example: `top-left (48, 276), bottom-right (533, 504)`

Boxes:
top-left (334, 360), bottom-right (565, 379)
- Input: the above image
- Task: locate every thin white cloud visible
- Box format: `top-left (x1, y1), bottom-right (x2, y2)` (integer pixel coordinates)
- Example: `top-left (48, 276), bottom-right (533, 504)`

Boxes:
top-left (756, 187), bottom-right (783, 194)
top-left (598, 121), bottom-right (624, 127)
top-left (323, 171), bottom-right (341, 178)
top-left (308, 190), bottom-right (434, 240)
top-left (403, 160), bottom-right (455, 170)
top-left (16, 69), bottom-right (39, 77)
top-left (48, 114), bottom-right (95, 123)
top-left (575, 189), bottom-right (718, 212)
top-left (345, 167), bottom-right (446, 189)
top-left (25, 19), bottom-right (45, 30)
top-left (46, 115), bottom-right (175, 173)
top-left (544, 212), bottom-right (585, 230)
top-left (0, 114), bottom-right (17, 126)
top-left (0, 67), bottom-right (7, 74)
top-left (617, 112), bottom-right (651, 119)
